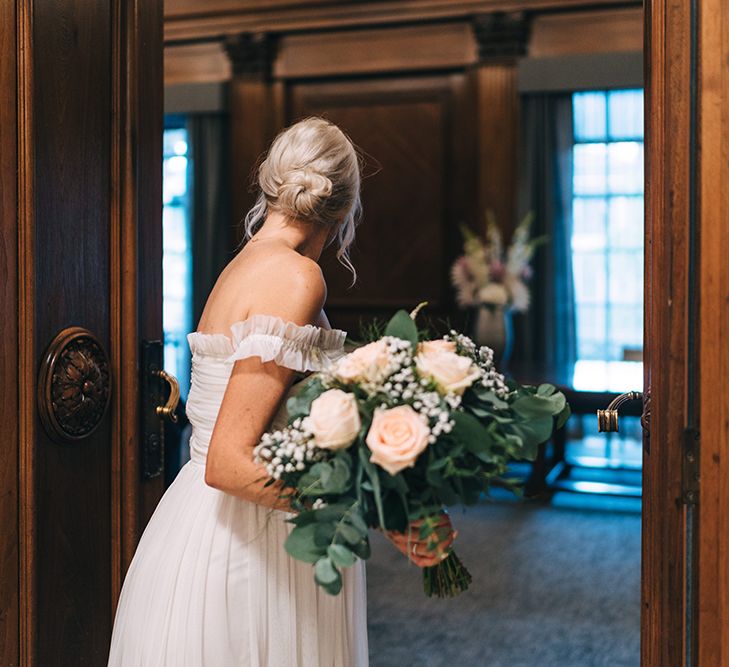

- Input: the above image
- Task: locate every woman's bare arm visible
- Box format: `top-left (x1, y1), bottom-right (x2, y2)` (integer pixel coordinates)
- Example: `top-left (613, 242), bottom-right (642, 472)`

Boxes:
top-left (203, 258), bottom-right (326, 510)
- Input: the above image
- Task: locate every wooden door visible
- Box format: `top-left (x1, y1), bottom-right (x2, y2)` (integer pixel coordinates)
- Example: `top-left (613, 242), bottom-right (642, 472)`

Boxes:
top-left (0, 1), bottom-right (165, 664)
top-left (644, 0), bottom-right (729, 664)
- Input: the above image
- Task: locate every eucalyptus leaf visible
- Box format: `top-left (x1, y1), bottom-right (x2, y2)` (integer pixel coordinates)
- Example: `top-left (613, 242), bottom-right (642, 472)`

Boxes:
top-left (284, 524), bottom-right (325, 564)
top-left (471, 387), bottom-right (510, 409)
top-left (347, 511), bottom-right (369, 536)
top-left (510, 417), bottom-right (555, 458)
top-left (286, 377), bottom-right (325, 420)
top-left (384, 309), bottom-right (419, 347)
top-left (338, 523), bottom-right (361, 545)
top-left (312, 503), bottom-right (350, 523)
top-left (450, 411), bottom-right (492, 454)
top-left (320, 576), bottom-right (344, 596)
top-left (314, 557), bottom-right (340, 585)
top-left (328, 543), bottom-right (357, 568)
top-left (314, 522), bottom-right (336, 547)
top-left (512, 392), bottom-right (566, 419)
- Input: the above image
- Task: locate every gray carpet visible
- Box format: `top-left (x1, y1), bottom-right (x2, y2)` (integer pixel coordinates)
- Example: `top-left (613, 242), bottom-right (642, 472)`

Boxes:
top-left (366, 499), bottom-right (640, 667)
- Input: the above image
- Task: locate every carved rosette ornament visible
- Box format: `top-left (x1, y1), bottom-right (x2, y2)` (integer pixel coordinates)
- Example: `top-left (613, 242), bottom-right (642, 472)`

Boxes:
top-left (37, 327), bottom-right (111, 443)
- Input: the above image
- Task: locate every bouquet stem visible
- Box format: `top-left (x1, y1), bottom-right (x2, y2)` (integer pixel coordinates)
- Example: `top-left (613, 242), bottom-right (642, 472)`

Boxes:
top-left (422, 551), bottom-right (472, 598)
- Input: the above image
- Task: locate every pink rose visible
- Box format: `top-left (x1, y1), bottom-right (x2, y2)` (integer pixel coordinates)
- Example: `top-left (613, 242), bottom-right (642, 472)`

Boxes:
top-left (365, 405), bottom-right (431, 475)
top-left (306, 389), bottom-right (361, 450)
top-left (415, 341), bottom-right (480, 395)
top-left (333, 340), bottom-right (390, 384)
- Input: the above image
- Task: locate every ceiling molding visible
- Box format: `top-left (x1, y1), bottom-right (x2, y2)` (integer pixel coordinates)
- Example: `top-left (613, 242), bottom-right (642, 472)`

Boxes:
top-left (164, 0), bottom-right (642, 44)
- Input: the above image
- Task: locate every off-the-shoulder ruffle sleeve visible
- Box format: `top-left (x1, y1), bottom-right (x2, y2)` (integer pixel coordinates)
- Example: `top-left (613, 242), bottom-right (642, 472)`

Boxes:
top-left (227, 314), bottom-right (346, 372)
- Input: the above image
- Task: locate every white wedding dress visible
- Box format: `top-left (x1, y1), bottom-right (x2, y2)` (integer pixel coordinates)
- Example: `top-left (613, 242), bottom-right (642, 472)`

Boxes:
top-left (108, 314), bottom-right (369, 666)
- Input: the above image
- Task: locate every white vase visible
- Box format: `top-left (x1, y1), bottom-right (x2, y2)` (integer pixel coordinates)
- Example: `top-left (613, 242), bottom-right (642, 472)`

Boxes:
top-left (473, 305), bottom-right (514, 368)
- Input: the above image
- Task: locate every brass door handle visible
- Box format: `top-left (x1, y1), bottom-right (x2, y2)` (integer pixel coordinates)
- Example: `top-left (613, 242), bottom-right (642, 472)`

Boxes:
top-left (597, 391), bottom-right (643, 432)
top-left (155, 369), bottom-right (180, 423)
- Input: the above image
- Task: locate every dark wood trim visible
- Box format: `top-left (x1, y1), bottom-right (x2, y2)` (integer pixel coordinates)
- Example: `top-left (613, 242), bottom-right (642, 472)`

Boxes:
top-left (0, 2), bottom-right (18, 665)
top-left (135, 0), bottom-right (165, 529)
top-left (164, 0), bottom-right (642, 43)
top-left (110, 0), bottom-right (164, 598)
top-left (642, 0), bottom-right (692, 664)
top-left (164, 6), bottom-right (643, 86)
top-left (109, 0), bottom-right (125, 615)
top-left (118, 0), bottom-right (144, 575)
top-left (16, 1), bottom-right (35, 663)
top-left (697, 0), bottom-right (729, 662)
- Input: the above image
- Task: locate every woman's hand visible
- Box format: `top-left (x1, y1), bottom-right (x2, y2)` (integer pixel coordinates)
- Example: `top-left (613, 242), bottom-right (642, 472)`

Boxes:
top-left (384, 512), bottom-right (457, 568)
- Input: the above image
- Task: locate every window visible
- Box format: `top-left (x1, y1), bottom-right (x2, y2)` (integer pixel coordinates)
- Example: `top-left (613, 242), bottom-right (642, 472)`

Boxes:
top-left (571, 89), bottom-right (644, 392)
top-left (163, 118), bottom-right (193, 400)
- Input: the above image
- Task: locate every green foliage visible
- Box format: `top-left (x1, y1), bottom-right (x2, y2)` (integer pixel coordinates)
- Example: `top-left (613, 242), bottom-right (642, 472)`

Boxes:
top-left (384, 310), bottom-right (419, 347)
top-left (284, 499), bottom-right (370, 596)
top-left (296, 454), bottom-right (353, 497)
top-left (286, 376), bottom-right (326, 422)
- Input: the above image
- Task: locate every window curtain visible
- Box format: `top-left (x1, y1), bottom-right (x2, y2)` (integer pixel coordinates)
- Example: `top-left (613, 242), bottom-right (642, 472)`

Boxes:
top-left (188, 113), bottom-right (233, 329)
top-left (514, 94), bottom-right (577, 385)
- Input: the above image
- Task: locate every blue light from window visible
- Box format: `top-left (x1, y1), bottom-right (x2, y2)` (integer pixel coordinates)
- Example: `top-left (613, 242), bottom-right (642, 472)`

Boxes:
top-left (571, 89), bottom-right (644, 392)
top-left (163, 122), bottom-right (192, 400)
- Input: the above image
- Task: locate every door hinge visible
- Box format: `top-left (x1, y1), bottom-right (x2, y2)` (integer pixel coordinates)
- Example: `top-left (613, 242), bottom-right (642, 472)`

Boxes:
top-left (682, 427), bottom-right (700, 505)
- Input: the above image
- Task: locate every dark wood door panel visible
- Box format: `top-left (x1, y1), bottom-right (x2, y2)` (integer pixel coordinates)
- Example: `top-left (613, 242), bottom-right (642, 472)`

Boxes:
top-left (32, 1), bottom-right (113, 662)
top-left (288, 75), bottom-right (472, 336)
top-left (2, 0), bottom-right (164, 663)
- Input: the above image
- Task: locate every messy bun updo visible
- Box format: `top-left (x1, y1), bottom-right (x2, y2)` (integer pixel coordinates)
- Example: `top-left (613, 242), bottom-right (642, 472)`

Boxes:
top-left (243, 117), bottom-right (362, 281)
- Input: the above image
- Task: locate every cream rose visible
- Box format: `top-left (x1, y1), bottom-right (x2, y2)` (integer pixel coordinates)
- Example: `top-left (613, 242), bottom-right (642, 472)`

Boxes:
top-left (333, 340), bottom-right (390, 384)
top-left (306, 389), bottom-right (361, 450)
top-left (418, 339), bottom-right (457, 354)
top-left (365, 405), bottom-right (431, 475)
top-left (415, 341), bottom-right (480, 395)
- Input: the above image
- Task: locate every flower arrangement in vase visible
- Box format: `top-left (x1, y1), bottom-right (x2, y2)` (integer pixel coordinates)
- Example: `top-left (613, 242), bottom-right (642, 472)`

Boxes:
top-left (450, 211), bottom-right (544, 365)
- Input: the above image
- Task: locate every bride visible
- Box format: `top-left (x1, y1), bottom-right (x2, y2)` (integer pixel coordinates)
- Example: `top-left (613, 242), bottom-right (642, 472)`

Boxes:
top-left (107, 116), bottom-right (454, 666)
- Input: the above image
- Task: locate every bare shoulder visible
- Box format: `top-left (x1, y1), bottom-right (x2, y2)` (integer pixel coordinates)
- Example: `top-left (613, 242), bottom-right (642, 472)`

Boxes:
top-left (242, 245), bottom-right (327, 324)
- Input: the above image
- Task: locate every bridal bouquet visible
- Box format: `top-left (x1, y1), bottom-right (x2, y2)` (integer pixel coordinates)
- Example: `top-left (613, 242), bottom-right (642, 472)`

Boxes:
top-left (450, 211), bottom-right (545, 312)
top-left (254, 306), bottom-right (569, 597)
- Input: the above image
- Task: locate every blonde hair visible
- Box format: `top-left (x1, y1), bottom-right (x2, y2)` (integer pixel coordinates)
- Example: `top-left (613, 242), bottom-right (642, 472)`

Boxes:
top-left (243, 117), bottom-right (362, 281)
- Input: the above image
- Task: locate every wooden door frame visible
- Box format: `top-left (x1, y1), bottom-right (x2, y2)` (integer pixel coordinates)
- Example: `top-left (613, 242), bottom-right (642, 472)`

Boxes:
top-left (109, 0), bottom-right (165, 616)
top-left (2, 0), bottom-right (727, 663)
top-left (644, 0), bottom-right (729, 664)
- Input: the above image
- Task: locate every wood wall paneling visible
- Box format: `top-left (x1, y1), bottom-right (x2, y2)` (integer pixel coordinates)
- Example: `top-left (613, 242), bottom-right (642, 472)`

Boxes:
top-left (529, 7), bottom-right (643, 57)
top-left (642, 0), bottom-right (691, 664)
top-left (0, 2), bottom-right (18, 665)
top-left (472, 63), bottom-right (519, 234)
top-left (275, 23), bottom-right (477, 79)
top-left (226, 34), bottom-right (285, 243)
top-left (697, 0), bottom-right (729, 662)
top-left (288, 75), bottom-right (471, 335)
top-left (164, 41), bottom-right (230, 85)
